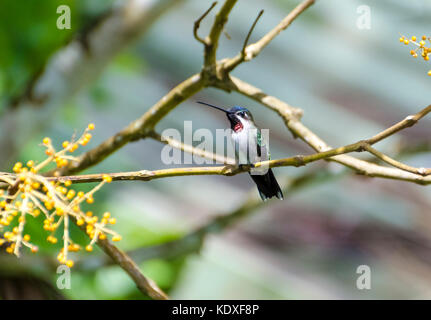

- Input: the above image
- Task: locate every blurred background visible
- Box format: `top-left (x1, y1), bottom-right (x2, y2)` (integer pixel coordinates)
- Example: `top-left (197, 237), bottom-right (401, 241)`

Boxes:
top-left (1, 0), bottom-right (431, 299)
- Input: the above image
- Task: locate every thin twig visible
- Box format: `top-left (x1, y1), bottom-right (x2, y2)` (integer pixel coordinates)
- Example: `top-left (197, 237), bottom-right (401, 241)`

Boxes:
top-left (224, 9), bottom-right (264, 72)
top-left (242, 10), bottom-right (264, 53)
top-left (224, 0), bottom-right (315, 71)
top-left (243, 0), bottom-right (315, 60)
top-left (148, 130), bottom-right (235, 164)
top-left (363, 145), bottom-right (431, 176)
top-left (365, 105), bottom-right (431, 145)
top-left (194, 1), bottom-right (218, 45)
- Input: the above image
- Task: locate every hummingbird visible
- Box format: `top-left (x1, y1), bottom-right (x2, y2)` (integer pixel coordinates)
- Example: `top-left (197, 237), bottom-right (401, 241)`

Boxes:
top-left (197, 101), bottom-right (283, 201)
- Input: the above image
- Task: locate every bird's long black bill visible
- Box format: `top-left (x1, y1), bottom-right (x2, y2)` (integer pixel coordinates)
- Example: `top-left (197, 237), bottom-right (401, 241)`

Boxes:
top-left (196, 101), bottom-right (230, 113)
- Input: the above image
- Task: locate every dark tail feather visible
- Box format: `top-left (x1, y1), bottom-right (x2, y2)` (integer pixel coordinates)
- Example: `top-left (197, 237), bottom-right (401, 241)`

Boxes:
top-left (249, 169), bottom-right (283, 201)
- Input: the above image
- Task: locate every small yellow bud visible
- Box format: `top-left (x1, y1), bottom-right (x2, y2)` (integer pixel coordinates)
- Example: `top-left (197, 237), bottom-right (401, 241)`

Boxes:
top-left (112, 235), bottom-right (122, 242)
top-left (14, 162), bottom-right (22, 168)
top-left (66, 190), bottom-right (76, 199)
top-left (48, 236), bottom-right (58, 244)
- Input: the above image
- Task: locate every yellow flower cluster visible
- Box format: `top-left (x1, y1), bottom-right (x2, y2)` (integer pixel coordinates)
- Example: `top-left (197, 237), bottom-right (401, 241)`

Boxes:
top-left (0, 123), bottom-right (121, 268)
top-left (399, 35), bottom-right (431, 76)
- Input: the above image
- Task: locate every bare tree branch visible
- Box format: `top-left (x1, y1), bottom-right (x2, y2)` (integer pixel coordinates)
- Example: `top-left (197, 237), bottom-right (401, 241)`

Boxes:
top-left (242, 0), bottom-right (315, 61)
top-left (75, 168), bottom-right (341, 270)
top-left (224, 9), bottom-right (264, 72)
top-left (362, 145), bottom-right (431, 176)
top-left (224, 0), bottom-right (315, 70)
top-left (3, 103), bottom-right (431, 186)
top-left (56, 73), bottom-right (205, 175)
top-left (204, 0), bottom-right (238, 67)
top-left (227, 77), bottom-right (431, 184)
top-left (366, 105), bottom-right (431, 145)
top-left (194, 1), bottom-right (218, 45)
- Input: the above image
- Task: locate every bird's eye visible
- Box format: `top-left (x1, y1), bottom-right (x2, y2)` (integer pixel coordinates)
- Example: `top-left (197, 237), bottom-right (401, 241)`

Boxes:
top-left (239, 111), bottom-right (245, 117)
